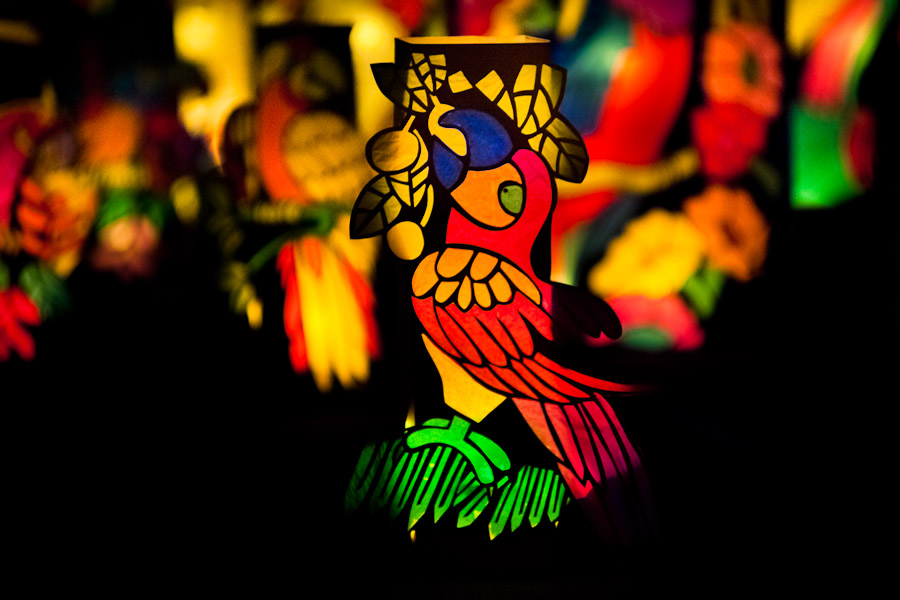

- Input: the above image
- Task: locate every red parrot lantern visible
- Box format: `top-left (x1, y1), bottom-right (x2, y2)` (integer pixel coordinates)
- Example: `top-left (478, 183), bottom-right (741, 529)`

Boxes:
top-left (350, 37), bottom-right (654, 545)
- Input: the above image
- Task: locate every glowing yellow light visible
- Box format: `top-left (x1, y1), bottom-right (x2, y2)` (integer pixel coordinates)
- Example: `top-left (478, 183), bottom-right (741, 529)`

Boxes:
top-left (174, 0), bottom-right (253, 161)
top-left (0, 19), bottom-right (40, 45)
top-left (410, 530), bottom-right (416, 543)
top-left (405, 400), bottom-right (416, 429)
top-left (173, 5), bottom-right (217, 59)
top-left (350, 18), bottom-right (387, 51)
top-left (246, 297), bottom-right (263, 330)
top-left (170, 176), bottom-right (201, 224)
top-left (300, 0), bottom-right (403, 137)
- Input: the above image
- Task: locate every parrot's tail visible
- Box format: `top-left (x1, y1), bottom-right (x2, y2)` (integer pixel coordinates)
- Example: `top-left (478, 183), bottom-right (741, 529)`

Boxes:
top-left (513, 394), bottom-right (656, 546)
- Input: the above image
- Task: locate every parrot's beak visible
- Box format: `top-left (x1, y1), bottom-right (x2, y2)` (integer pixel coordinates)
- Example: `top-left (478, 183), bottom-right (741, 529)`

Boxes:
top-left (450, 162), bottom-right (524, 230)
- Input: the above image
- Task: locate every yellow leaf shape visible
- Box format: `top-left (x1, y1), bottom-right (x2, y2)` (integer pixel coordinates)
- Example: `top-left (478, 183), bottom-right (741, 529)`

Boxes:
top-left (412, 181), bottom-right (427, 207)
top-left (541, 136), bottom-right (559, 168)
top-left (522, 114), bottom-right (538, 136)
top-left (412, 251), bottom-right (440, 297)
top-left (449, 71), bottom-right (473, 93)
top-left (514, 64), bottom-right (537, 93)
top-left (390, 178), bottom-right (413, 206)
top-left (391, 170), bottom-right (411, 184)
top-left (412, 165), bottom-right (428, 189)
top-left (515, 95), bottom-right (532, 127)
top-left (533, 90), bottom-right (552, 127)
top-left (420, 186), bottom-right (434, 227)
top-left (382, 196), bottom-right (402, 222)
top-left (540, 64), bottom-right (563, 108)
top-left (497, 91), bottom-right (515, 120)
top-left (501, 262), bottom-right (541, 304)
top-left (437, 247), bottom-right (474, 278)
top-left (476, 70), bottom-right (504, 101)
top-left (407, 68), bottom-right (422, 88)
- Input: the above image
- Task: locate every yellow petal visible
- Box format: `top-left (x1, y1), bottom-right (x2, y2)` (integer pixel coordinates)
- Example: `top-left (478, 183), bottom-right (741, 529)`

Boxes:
top-left (470, 252), bottom-right (499, 281)
top-left (457, 276), bottom-right (473, 310)
top-left (437, 247), bottom-right (474, 278)
top-left (489, 272), bottom-right (512, 303)
top-left (412, 252), bottom-right (440, 297)
top-left (501, 262), bottom-right (541, 304)
top-left (435, 280), bottom-right (460, 304)
top-left (473, 282), bottom-right (493, 309)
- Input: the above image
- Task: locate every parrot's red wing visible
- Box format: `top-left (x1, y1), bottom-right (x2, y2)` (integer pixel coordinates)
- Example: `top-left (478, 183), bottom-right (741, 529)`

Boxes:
top-left (411, 247), bottom-right (634, 400)
top-left (411, 247), bottom-right (655, 545)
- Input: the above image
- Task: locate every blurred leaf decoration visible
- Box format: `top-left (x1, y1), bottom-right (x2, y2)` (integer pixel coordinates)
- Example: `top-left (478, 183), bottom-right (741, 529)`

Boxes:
top-left (214, 25), bottom-right (380, 392)
top-left (346, 416), bottom-right (570, 538)
top-left (548, 0), bottom-right (788, 353)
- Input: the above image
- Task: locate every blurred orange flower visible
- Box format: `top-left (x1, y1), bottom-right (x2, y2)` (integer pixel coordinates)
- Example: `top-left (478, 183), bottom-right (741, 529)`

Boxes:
top-left (90, 215), bottom-right (161, 280)
top-left (684, 185), bottom-right (769, 282)
top-left (17, 172), bottom-right (98, 276)
top-left (702, 23), bottom-right (782, 118)
top-left (277, 215), bottom-right (380, 393)
top-left (77, 101), bottom-right (143, 166)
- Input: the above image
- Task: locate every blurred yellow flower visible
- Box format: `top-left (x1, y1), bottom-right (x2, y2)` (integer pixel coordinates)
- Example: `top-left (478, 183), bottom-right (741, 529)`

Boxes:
top-left (588, 208), bottom-right (705, 299)
top-left (277, 214), bottom-right (380, 393)
top-left (684, 185), bottom-right (769, 282)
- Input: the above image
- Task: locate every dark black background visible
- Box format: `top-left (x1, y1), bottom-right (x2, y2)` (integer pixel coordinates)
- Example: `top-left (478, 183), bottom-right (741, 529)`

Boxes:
top-left (4, 2), bottom-right (897, 597)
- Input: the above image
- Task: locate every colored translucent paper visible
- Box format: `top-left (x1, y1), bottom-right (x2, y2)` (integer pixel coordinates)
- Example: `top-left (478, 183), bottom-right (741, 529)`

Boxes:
top-left (215, 25), bottom-right (381, 392)
top-left (350, 36), bottom-right (654, 544)
top-left (345, 418), bottom-right (568, 539)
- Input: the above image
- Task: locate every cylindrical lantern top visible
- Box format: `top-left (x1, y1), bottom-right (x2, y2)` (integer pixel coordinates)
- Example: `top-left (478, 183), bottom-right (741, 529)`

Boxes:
top-left (393, 36), bottom-right (552, 92)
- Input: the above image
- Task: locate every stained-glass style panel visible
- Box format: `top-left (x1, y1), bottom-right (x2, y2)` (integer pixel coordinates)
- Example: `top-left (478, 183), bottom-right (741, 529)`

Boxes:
top-left (349, 35), bottom-right (655, 546)
top-left (346, 418), bottom-right (568, 538)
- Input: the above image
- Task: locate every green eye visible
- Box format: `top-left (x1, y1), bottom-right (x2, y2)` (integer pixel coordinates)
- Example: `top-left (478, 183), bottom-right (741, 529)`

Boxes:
top-left (498, 182), bottom-right (523, 215)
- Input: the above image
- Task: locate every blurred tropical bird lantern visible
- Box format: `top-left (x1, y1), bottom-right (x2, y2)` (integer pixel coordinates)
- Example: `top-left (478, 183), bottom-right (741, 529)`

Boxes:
top-left (345, 34), bottom-right (657, 544)
top-left (215, 23), bottom-right (381, 393)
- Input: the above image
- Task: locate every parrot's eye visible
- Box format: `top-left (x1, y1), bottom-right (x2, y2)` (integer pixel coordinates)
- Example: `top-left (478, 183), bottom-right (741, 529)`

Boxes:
top-left (498, 182), bottom-right (523, 215)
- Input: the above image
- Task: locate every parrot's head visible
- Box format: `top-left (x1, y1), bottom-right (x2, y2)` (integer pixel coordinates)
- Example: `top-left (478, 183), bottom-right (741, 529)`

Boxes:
top-left (429, 106), bottom-right (555, 271)
top-left (432, 107), bottom-right (536, 229)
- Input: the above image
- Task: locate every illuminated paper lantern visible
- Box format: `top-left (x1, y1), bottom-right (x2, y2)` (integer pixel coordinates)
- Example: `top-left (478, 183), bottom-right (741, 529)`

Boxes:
top-left (348, 36), bottom-right (654, 544)
top-left (215, 24), bottom-right (381, 393)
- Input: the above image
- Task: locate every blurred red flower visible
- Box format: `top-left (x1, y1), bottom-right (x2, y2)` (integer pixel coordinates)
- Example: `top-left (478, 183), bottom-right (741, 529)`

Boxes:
top-left (0, 286), bottom-right (40, 361)
top-left (691, 102), bottom-right (767, 180)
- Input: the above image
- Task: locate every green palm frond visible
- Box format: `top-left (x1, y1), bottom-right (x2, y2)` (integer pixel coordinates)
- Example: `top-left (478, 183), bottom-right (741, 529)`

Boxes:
top-left (346, 423), bottom-right (569, 538)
